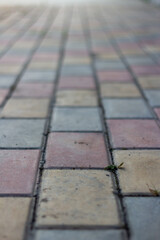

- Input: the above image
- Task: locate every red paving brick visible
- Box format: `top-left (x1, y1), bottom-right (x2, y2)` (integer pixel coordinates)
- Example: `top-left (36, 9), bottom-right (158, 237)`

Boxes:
top-left (45, 132), bottom-right (108, 168)
top-left (58, 77), bottom-right (95, 89)
top-left (97, 70), bottom-right (133, 83)
top-left (0, 150), bottom-right (40, 194)
top-left (12, 83), bottom-right (54, 98)
top-left (107, 119), bottom-right (160, 148)
top-left (154, 108), bottom-right (160, 119)
top-left (0, 89), bottom-right (9, 105)
top-left (131, 66), bottom-right (160, 76)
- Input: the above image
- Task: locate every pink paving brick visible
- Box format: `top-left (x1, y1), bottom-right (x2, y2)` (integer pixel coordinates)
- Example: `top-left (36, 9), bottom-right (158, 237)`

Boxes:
top-left (32, 53), bottom-right (59, 61)
top-left (120, 46), bottom-right (143, 52)
top-left (12, 83), bottom-right (54, 98)
top-left (131, 66), bottom-right (160, 76)
top-left (97, 70), bottom-right (133, 83)
top-left (58, 77), bottom-right (95, 89)
top-left (117, 43), bottom-right (141, 49)
top-left (93, 47), bottom-right (117, 54)
top-left (154, 108), bottom-right (160, 119)
top-left (0, 89), bottom-right (9, 105)
top-left (0, 150), bottom-right (40, 194)
top-left (0, 56), bottom-right (26, 64)
top-left (107, 119), bottom-right (160, 148)
top-left (45, 132), bottom-right (108, 168)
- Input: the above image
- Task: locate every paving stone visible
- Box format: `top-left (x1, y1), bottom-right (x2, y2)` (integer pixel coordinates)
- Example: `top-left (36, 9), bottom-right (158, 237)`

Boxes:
top-left (120, 48), bottom-right (145, 56)
top-left (56, 90), bottom-right (97, 106)
top-left (58, 77), bottom-right (95, 89)
top-left (0, 119), bottom-right (45, 148)
top-left (33, 54), bottom-right (58, 62)
top-left (0, 197), bottom-right (31, 240)
top-left (28, 61), bottom-right (58, 70)
top-left (131, 66), bottom-right (160, 76)
top-left (65, 51), bottom-right (88, 57)
top-left (0, 75), bottom-right (16, 88)
top-left (12, 83), bottom-right (54, 98)
top-left (125, 56), bottom-right (154, 66)
top-left (35, 230), bottom-right (125, 240)
top-left (66, 46), bottom-right (87, 51)
top-left (45, 132), bottom-right (108, 168)
top-left (64, 58), bottom-right (91, 65)
top-left (1, 98), bottom-right (49, 118)
top-left (144, 90), bottom-right (160, 107)
top-left (97, 53), bottom-right (120, 60)
top-left (124, 197), bottom-right (160, 240)
top-left (0, 89), bottom-right (9, 105)
top-left (0, 150), bottom-right (39, 194)
top-left (97, 71), bottom-right (133, 83)
top-left (9, 49), bottom-right (30, 56)
top-left (95, 60), bottom-right (126, 70)
top-left (138, 75), bottom-right (160, 89)
top-left (100, 83), bottom-right (140, 98)
top-left (107, 119), bottom-right (160, 148)
top-left (0, 65), bottom-right (22, 75)
top-left (145, 46), bottom-right (160, 53)
top-left (61, 67), bottom-right (92, 77)
top-left (0, 56), bottom-right (26, 64)
top-left (61, 70), bottom-right (92, 77)
top-left (36, 170), bottom-right (120, 226)
top-left (113, 150), bottom-right (160, 193)
top-left (21, 71), bottom-right (56, 82)
top-left (103, 99), bottom-right (152, 118)
top-left (51, 107), bottom-right (102, 131)
top-left (154, 108), bottom-right (160, 118)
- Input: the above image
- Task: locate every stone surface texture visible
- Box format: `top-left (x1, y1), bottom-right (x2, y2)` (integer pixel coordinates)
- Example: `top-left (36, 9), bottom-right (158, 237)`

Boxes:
top-left (37, 170), bottom-right (120, 226)
top-left (0, 1), bottom-right (160, 240)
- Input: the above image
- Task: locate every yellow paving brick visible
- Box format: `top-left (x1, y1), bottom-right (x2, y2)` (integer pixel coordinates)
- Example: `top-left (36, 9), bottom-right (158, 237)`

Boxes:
top-left (100, 83), bottom-right (140, 98)
top-left (138, 76), bottom-right (160, 89)
top-left (121, 49), bottom-right (144, 56)
top-left (56, 90), bottom-right (98, 106)
top-left (37, 170), bottom-right (120, 226)
top-left (97, 54), bottom-right (120, 60)
top-left (0, 198), bottom-right (31, 240)
top-left (1, 98), bottom-right (50, 118)
top-left (0, 66), bottom-right (22, 74)
top-left (113, 150), bottom-right (160, 194)
top-left (28, 62), bottom-right (58, 70)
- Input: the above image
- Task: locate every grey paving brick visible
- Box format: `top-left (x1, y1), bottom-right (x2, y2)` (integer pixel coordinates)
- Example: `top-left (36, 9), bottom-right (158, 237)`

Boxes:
top-left (35, 230), bottom-right (126, 240)
top-left (51, 107), bottom-right (102, 131)
top-left (0, 119), bottom-right (45, 148)
top-left (144, 90), bottom-right (160, 107)
top-left (95, 60), bottom-right (126, 70)
top-left (0, 75), bottom-right (16, 88)
top-left (61, 66), bottom-right (92, 76)
top-left (38, 46), bottom-right (59, 52)
top-left (66, 45), bottom-right (87, 50)
top-left (103, 99), bottom-right (152, 118)
top-left (21, 71), bottom-right (56, 83)
top-left (124, 197), bottom-right (160, 240)
top-left (125, 56), bottom-right (154, 65)
top-left (8, 49), bottom-right (31, 55)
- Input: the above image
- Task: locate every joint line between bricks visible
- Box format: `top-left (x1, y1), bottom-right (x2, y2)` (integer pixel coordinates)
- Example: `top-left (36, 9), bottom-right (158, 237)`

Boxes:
top-left (25, 7), bottom-right (73, 240)
top-left (80, 6), bottom-right (131, 240)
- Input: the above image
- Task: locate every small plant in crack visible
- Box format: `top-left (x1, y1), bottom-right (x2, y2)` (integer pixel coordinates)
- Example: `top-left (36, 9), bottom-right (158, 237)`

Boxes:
top-left (104, 162), bottom-right (124, 172)
top-left (147, 184), bottom-right (160, 197)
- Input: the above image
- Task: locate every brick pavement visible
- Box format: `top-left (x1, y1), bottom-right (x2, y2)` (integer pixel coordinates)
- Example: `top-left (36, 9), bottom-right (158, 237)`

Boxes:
top-left (0, 1), bottom-right (160, 240)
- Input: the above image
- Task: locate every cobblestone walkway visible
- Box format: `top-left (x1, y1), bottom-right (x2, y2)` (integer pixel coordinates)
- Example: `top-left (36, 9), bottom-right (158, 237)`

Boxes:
top-left (0, 1), bottom-right (160, 240)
